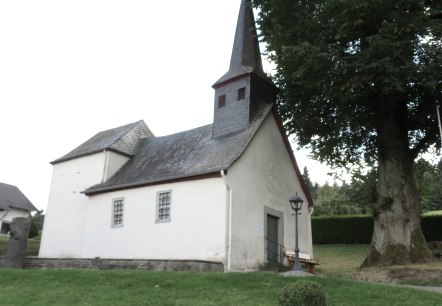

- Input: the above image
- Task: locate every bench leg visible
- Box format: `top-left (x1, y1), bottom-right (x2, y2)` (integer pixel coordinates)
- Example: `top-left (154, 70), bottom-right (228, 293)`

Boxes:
top-left (306, 263), bottom-right (316, 274)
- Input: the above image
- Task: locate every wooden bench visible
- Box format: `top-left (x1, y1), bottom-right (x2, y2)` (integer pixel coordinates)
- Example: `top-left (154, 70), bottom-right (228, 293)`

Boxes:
top-left (428, 241), bottom-right (442, 259)
top-left (284, 251), bottom-right (320, 274)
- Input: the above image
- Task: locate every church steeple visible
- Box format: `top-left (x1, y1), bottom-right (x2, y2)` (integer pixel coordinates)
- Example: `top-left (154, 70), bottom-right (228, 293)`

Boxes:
top-left (212, 0), bottom-right (276, 138)
top-left (213, 0), bottom-right (269, 87)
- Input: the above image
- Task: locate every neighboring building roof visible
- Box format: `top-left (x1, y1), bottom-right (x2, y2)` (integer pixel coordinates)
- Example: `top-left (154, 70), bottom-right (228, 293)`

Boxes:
top-left (0, 182), bottom-right (38, 212)
top-left (51, 120), bottom-right (153, 164)
top-left (84, 104), bottom-right (273, 196)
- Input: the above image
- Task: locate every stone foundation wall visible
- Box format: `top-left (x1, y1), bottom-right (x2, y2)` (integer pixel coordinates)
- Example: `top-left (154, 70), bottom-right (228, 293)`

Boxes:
top-left (0, 257), bottom-right (224, 272)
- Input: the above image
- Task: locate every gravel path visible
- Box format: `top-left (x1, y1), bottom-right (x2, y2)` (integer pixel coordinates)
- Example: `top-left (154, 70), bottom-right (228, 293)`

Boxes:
top-left (399, 284), bottom-right (442, 294)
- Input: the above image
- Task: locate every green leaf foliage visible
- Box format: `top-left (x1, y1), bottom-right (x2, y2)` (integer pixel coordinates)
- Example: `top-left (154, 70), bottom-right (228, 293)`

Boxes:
top-left (312, 170), bottom-right (377, 216)
top-left (253, 0), bottom-right (442, 167)
top-left (301, 166), bottom-right (318, 198)
top-left (310, 158), bottom-right (442, 216)
top-left (312, 215), bottom-right (442, 244)
top-left (312, 216), bottom-right (374, 244)
top-left (414, 158), bottom-right (442, 212)
top-left (29, 212), bottom-right (44, 239)
top-left (279, 281), bottom-right (327, 306)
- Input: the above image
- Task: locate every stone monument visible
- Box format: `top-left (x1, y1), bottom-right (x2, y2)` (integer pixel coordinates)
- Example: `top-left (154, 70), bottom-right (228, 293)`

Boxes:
top-left (4, 217), bottom-right (31, 268)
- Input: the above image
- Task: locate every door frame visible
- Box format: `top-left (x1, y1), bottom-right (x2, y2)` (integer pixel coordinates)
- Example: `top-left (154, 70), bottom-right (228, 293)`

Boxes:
top-left (264, 206), bottom-right (284, 263)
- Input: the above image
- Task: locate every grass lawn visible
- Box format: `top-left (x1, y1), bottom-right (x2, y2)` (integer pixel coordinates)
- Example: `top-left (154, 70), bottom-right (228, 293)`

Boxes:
top-left (314, 244), bottom-right (442, 287)
top-left (0, 269), bottom-right (441, 306)
top-left (0, 235), bottom-right (8, 256)
top-left (314, 244), bottom-right (369, 273)
top-left (424, 210), bottom-right (442, 216)
top-left (0, 243), bottom-right (440, 304)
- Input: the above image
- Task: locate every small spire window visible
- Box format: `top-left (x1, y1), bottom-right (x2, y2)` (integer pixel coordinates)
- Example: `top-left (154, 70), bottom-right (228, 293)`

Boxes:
top-left (238, 87), bottom-right (246, 101)
top-left (218, 94), bottom-right (226, 108)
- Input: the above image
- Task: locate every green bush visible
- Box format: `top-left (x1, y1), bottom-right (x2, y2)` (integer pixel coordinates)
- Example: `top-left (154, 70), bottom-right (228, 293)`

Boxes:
top-left (312, 215), bottom-right (373, 244)
top-left (312, 215), bottom-right (442, 244)
top-left (0, 239), bottom-right (8, 256)
top-left (422, 215), bottom-right (442, 242)
top-left (0, 237), bottom-right (40, 257)
top-left (278, 280), bottom-right (326, 306)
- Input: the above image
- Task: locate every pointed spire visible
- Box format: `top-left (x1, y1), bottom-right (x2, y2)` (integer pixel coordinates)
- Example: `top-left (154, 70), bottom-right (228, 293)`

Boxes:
top-left (213, 0), bottom-right (268, 87)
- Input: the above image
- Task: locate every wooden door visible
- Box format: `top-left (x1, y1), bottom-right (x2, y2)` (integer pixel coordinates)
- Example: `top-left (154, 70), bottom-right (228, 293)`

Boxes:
top-left (267, 215), bottom-right (279, 263)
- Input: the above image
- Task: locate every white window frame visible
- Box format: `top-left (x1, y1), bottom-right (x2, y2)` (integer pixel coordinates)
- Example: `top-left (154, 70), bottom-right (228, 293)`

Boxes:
top-left (111, 198), bottom-right (124, 228)
top-left (156, 191), bottom-right (172, 223)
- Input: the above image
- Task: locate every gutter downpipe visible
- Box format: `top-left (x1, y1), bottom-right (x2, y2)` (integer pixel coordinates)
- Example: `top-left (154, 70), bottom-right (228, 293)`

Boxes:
top-left (437, 106), bottom-right (442, 148)
top-left (308, 205), bottom-right (314, 259)
top-left (221, 169), bottom-right (232, 272)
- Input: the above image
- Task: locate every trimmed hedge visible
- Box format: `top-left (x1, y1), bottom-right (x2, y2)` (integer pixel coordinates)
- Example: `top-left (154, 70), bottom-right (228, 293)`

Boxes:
top-left (0, 239), bottom-right (40, 257)
top-left (312, 216), bottom-right (373, 244)
top-left (312, 215), bottom-right (442, 244)
top-left (422, 215), bottom-right (442, 242)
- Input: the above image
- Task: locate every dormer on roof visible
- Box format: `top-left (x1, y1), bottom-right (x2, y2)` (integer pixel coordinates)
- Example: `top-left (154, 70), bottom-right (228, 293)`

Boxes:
top-left (212, 0), bottom-right (277, 138)
top-left (51, 120), bottom-right (153, 165)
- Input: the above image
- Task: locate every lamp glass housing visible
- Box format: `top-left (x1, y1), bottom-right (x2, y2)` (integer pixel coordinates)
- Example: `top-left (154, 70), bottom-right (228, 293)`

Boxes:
top-left (289, 195), bottom-right (304, 211)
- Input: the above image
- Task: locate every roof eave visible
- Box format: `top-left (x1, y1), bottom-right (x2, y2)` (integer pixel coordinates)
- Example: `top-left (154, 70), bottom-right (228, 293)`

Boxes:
top-left (212, 71), bottom-right (274, 89)
top-left (84, 171), bottom-right (223, 196)
top-left (271, 107), bottom-right (314, 207)
top-left (50, 148), bottom-right (133, 165)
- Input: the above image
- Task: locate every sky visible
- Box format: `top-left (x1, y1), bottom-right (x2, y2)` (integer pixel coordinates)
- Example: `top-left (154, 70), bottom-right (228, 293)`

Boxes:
top-left (0, 0), bottom-right (336, 212)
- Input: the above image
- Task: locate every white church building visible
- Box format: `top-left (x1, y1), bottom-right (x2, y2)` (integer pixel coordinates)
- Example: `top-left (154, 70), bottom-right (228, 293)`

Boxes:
top-left (39, 0), bottom-right (314, 271)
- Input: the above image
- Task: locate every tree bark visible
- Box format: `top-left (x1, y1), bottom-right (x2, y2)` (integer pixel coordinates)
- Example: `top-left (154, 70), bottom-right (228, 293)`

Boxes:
top-left (362, 101), bottom-right (433, 267)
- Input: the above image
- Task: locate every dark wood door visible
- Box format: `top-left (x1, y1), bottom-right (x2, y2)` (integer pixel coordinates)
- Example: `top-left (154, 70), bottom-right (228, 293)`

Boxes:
top-left (267, 215), bottom-right (279, 263)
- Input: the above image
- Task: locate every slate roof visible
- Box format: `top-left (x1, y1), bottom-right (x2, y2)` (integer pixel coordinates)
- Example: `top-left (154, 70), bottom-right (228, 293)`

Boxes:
top-left (0, 182), bottom-right (38, 212)
top-left (84, 104), bottom-right (274, 195)
top-left (50, 0), bottom-right (313, 206)
top-left (213, 0), bottom-right (272, 88)
top-left (51, 120), bottom-right (153, 164)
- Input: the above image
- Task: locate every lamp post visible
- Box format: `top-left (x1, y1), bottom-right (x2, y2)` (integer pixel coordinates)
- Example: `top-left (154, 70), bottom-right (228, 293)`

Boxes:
top-left (437, 106), bottom-right (442, 148)
top-left (289, 194), bottom-right (304, 272)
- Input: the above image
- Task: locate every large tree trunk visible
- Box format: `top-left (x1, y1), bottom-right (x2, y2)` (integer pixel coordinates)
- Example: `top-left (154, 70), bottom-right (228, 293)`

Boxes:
top-left (362, 101), bottom-right (433, 267)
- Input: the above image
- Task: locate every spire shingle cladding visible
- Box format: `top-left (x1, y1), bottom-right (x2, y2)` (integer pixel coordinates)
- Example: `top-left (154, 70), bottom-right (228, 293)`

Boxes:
top-left (213, 0), bottom-right (271, 87)
top-left (51, 0), bottom-right (281, 197)
top-left (211, 0), bottom-right (277, 138)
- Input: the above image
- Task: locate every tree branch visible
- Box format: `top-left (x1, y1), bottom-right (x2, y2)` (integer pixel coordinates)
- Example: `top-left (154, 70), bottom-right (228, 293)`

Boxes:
top-left (410, 127), bottom-right (439, 159)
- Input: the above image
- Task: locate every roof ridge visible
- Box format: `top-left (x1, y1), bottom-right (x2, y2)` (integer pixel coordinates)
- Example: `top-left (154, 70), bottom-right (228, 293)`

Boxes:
top-left (51, 120), bottom-right (152, 164)
top-left (107, 120), bottom-right (146, 149)
top-left (84, 104), bottom-right (274, 196)
top-left (153, 123), bottom-right (212, 140)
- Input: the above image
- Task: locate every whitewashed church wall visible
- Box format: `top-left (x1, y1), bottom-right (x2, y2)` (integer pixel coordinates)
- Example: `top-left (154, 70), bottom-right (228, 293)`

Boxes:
top-left (39, 153), bottom-right (106, 258)
top-left (81, 178), bottom-right (227, 262)
top-left (227, 113), bottom-right (313, 270)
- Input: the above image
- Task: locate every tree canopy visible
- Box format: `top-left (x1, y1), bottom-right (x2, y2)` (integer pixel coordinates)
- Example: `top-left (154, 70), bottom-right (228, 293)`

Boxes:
top-left (309, 159), bottom-right (442, 216)
top-left (253, 0), bottom-right (441, 266)
top-left (253, 0), bottom-right (441, 167)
